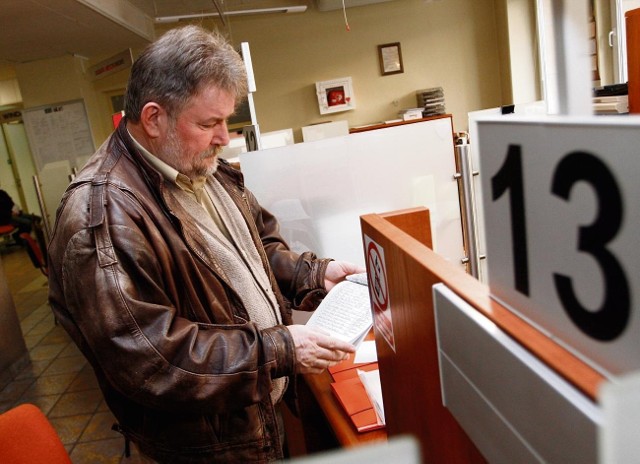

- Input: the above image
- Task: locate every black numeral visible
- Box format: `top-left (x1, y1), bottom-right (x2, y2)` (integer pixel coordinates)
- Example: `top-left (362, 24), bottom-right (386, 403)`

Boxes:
top-left (491, 144), bottom-right (529, 295)
top-left (492, 146), bottom-right (629, 341)
top-left (551, 151), bottom-right (630, 341)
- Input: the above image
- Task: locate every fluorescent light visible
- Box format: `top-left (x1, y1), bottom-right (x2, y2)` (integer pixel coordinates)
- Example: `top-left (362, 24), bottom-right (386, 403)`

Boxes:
top-left (155, 6), bottom-right (307, 23)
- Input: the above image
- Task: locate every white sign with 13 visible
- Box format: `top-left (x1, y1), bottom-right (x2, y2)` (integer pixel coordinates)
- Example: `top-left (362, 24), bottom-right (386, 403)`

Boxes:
top-left (477, 115), bottom-right (640, 378)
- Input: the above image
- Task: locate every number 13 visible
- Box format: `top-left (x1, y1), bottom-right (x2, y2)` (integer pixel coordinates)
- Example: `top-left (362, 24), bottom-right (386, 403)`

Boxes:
top-left (491, 145), bottom-right (630, 341)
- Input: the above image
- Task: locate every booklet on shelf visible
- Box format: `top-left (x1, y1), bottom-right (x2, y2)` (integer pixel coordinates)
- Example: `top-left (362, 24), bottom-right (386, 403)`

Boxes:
top-left (306, 273), bottom-right (372, 348)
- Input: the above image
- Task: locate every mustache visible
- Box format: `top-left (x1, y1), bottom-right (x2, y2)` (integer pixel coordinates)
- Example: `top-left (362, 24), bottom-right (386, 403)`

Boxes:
top-left (200, 145), bottom-right (223, 159)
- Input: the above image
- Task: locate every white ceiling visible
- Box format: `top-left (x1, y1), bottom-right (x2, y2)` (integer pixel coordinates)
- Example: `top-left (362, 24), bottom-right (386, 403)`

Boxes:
top-left (0, 0), bottom-right (308, 66)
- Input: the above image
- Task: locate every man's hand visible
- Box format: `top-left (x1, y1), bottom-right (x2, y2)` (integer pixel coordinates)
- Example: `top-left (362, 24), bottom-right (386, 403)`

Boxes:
top-left (287, 325), bottom-right (356, 375)
top-left (324, 261), bottom-right (366, 291)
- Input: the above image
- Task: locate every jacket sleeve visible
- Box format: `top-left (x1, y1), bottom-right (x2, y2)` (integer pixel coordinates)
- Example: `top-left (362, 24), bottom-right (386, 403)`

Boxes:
top-left (244, 188), bottom-right (331, 312)
top-left (48, 182), bottom-right (295, 415)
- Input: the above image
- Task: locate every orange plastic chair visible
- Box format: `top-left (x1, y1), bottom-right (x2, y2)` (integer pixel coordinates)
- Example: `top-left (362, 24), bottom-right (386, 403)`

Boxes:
top-left (0, 403), bottom-right (71, 464)
top-left (0, 224), bottom-right (16, 248)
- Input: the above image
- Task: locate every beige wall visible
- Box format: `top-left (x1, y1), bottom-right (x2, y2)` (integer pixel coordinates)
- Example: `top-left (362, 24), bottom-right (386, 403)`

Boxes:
top-left (11, 0), bottom-right (513, 147)
top-left (505, 0), bottom-right (540, 104)
top-left (14, 55), bottom-right (126, 150)
top-left (175, 0), bottom-right (510, 138)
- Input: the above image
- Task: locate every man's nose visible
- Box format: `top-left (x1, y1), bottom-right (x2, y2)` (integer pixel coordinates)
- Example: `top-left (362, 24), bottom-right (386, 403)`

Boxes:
top-left (212, 121), bottom-right (230, 146)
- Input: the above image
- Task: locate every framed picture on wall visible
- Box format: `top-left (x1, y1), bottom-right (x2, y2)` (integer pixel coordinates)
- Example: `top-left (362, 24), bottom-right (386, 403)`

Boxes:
top-left (316, 77), bottom-right (356, 115)
top-left (378, 42), bottom-right (404, 76)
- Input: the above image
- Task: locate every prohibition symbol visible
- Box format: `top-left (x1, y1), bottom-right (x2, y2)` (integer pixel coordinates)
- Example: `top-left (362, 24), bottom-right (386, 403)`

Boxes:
top-left (366, 236), bottom-right (395, 351)
top-left (367, 241), bottom-right (388, 311)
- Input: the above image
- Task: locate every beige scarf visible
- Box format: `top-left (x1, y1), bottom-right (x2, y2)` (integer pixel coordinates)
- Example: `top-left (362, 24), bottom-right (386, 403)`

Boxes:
top-left (167, 177), bottom-right (287, 404)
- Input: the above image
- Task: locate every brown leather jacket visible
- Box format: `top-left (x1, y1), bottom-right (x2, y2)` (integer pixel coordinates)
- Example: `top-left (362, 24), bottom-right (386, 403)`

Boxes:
top-left (47, 121), bottom-right (331, 463)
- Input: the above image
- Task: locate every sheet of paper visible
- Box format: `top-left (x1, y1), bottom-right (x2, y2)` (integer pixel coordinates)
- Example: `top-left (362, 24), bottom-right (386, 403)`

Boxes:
top-left (346, 272), bottom-right (368, 286)
top-left (358, 368), bottom-right (385, 425)
top-left (354, 340), bottom-right (378, 364)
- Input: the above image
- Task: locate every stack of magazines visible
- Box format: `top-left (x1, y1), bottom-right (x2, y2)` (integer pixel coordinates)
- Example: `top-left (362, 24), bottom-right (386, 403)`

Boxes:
top-left (416, 87), bottom-right (446, 116)
top-left (593, 83), bottom-right (629, 114)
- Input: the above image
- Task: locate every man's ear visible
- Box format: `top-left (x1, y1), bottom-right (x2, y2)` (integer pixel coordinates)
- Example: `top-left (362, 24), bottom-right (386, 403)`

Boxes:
top-left (139, 102), bottom-right (168, 139)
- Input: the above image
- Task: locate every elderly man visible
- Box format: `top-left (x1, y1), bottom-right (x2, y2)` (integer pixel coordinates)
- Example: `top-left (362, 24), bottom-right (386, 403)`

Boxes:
top-left (48, 25), bottom-right (359, 463)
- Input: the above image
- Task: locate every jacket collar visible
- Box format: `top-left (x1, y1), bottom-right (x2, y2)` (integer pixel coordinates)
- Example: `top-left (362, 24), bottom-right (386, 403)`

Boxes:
top-left (115, 117), bottom-right (246, 194)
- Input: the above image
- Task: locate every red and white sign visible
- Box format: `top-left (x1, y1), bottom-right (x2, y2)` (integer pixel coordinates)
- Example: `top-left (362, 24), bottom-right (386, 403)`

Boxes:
top-left (365, 235), bottom-right (395, 352)
top-left (88, 49), bottom-right (133, 82)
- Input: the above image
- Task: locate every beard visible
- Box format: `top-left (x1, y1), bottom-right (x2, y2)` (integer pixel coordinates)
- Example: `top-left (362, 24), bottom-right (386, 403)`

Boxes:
top-left (157, 125), bottom-right (223, 179)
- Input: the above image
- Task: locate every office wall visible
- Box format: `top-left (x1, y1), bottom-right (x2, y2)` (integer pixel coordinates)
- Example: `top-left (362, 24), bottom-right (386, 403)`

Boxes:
top-left (11, 0), bottom-right (512, 146)
top-left (14, 55), bottom-right (105, 149)
top-left (506, 0), bottom-right (540, 104)
top-left (158, 0), bottom-right (508, 138)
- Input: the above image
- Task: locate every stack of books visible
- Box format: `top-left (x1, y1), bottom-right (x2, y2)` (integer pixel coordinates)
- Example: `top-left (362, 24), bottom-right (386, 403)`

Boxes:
top-left (416, 87), bottom-right (446, 116)
top-left (593, 95), bottom-right (629, 114)
top-left (593, 83), bottom-right (629, 115)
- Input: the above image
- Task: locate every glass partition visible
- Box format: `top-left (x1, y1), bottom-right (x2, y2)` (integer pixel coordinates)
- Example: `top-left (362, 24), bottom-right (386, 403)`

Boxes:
top-left (239, 117), bottom-right (464, 269)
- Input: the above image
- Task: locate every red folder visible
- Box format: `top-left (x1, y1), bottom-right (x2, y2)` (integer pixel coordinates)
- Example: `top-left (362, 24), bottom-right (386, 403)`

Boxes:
top-left (329, 357), bottom-right (378, 382)
top-left (330, 375), bottom-right (384, 432)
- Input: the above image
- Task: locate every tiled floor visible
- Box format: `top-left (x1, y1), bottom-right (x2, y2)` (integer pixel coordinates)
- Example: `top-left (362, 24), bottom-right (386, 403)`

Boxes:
top-left (0, 246), bottom-right (144, 463)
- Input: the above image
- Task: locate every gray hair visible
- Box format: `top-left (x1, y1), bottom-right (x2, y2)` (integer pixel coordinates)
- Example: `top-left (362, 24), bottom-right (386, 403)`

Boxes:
top-left (124, 25), bottom-right (248, 122)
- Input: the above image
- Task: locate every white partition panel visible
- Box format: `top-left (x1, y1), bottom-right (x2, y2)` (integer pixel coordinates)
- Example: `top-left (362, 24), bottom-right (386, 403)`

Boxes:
top-left (600, 370), bottom-right (640, 463)
top-left (220, 128), bottom-right (294, 160)
top-left (239, 118), bottom-right (463, 268)
top-left (434, 283), bottom-right (601, 464)
top-left (301, 120), bottom-right (349, 142)
top-left (467, 101), bottom-right (547, 283)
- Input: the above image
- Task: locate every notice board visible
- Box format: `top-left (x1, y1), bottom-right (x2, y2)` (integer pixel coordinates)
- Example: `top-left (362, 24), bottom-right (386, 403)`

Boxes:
top-left (22, 99), bottom-right (94, 172)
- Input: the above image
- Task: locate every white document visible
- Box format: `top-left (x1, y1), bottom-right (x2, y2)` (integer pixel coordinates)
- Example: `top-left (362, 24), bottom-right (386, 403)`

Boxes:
top-left (354, 340), bottom-right (378, 364)
top-left (306, 276), bottom-right (372, 348)
top-left (345, 272), bottom-right (368, 286)
top-left (359, 368), bottom-right (385, 425)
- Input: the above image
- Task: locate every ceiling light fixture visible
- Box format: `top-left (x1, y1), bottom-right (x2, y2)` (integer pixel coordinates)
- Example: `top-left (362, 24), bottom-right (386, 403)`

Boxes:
top-left (155, 5), bottom-right (307, 23)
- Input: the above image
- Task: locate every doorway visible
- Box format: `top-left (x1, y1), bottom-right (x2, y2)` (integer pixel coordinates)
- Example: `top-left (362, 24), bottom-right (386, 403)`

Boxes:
top-left (0, 115), bottom-right (39, 218)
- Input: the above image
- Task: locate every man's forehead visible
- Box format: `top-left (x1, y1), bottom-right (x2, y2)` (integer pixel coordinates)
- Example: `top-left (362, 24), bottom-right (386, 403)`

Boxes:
top-left (181, 88), bottom-right (236, 116)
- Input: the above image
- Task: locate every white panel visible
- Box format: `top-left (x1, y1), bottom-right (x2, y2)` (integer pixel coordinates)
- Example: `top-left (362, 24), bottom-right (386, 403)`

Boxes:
top-left (477, 115), bottom-right (640, 376)
top-left (261, 128), bottom-right (294, 149)
top-left (239, 118), bottom-right (463, 268)
top-left (599, 371), bottom-right (640, 463)
top-left (220, 128), bottom-right (294, 160)
top-left (467, 101), bottom-right (546, 283)
top-left (301, 121), bottom-right (349, 142)
top-left (438, 355), bottom-right (541, 463)
top-left (433, 283), bottom-right (601, 464)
